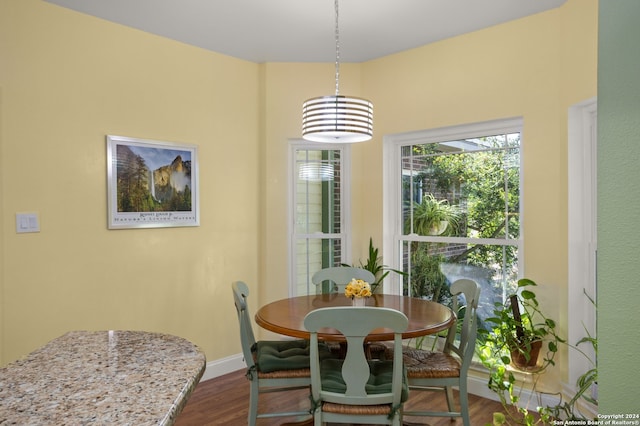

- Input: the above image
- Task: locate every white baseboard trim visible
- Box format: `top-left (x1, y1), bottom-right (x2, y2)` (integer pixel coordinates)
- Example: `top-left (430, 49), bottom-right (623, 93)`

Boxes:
top-left (199, 353), bottom-right (246, 382)
top-left (465, 369), bottom-right (563, 412)
top-left (467, 374), bottom-right (500, 402)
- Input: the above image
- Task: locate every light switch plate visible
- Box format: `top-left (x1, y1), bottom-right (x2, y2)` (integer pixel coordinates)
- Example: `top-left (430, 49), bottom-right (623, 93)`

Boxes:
top-left (16, 213), bottom-right (40, 233)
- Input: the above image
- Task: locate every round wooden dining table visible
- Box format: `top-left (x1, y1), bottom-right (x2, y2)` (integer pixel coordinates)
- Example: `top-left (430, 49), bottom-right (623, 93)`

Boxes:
top-left (255, 293), bottom-right (456, 426)
top-left (255, 293), bottom-right (456, 341)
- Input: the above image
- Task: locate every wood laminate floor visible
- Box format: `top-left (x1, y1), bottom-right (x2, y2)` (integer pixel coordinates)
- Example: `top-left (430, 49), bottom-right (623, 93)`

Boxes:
top-left (175, 369), bottom-right (509, 425)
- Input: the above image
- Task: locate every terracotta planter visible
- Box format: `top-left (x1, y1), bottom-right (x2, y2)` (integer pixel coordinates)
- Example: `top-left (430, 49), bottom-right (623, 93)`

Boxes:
top-left (510, 339), bottom-right (542, 369)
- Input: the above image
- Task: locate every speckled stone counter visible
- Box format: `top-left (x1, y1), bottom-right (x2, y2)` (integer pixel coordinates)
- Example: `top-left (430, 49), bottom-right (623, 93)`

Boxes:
top-left (0, 330), bottom-right (206, 425)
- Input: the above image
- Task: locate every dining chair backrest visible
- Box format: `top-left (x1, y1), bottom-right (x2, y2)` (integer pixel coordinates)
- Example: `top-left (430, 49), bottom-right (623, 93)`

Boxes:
top-left (443, 278), bottom-right (481, 368)
top-left (232, 281), bottom-right (257, 369)
top-left (304, 307), bottom-right (408, 408)
top-left (312, 266), bottom-right (376, 294)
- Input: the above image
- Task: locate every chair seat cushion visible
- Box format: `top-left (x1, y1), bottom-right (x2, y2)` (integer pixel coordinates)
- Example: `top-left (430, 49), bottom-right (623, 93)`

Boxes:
top-left (255, 339), bottom-right (334, 373)
top-left (319, 359), bottom-right (409, 401)
top-left (401, 348), bottom-right (461, 378)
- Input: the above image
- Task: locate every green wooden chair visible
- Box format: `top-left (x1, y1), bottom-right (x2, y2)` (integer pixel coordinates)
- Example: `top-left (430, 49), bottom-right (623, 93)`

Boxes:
top-left (400, 278), bottom-right (481, 426)
top-left (232, 281), bottom-right (312, 426)
top-left (313, 266), bottom-right (387, 359)
top-left (304, 306), bottom-right (409, 425)
top-left (312, 266), bottom-right (376, 294)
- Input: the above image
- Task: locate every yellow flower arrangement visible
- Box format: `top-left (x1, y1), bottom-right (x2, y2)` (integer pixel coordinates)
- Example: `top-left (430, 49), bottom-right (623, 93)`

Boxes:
top-left (344, 278), bottom-right (372, 299)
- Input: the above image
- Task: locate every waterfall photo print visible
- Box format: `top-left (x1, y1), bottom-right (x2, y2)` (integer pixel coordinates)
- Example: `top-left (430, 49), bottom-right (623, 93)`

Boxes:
top-left (106, 135), bottom-right (199, 229)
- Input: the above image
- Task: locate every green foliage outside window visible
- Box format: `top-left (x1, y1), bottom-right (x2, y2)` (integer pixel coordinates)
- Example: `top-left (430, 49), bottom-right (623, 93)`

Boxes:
top-left (403, 134), bottom-right (520, 305)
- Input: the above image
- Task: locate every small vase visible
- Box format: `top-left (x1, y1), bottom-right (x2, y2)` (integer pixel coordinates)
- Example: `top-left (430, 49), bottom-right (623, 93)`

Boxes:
top-left (352, 297), bottom-right (366, 307)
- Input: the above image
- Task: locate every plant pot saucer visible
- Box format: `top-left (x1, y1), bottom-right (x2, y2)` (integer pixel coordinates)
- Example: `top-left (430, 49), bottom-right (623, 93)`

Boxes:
top-left (508, 362), bottom-right (546, 374)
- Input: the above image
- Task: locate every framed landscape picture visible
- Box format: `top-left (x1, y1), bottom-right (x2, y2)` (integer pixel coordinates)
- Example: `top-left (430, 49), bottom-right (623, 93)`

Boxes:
top-left (106, 135), bottom-right (199, 229)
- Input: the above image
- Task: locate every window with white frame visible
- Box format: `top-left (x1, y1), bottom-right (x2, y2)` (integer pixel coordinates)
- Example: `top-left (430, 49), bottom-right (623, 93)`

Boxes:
top-left (383, 118), bottom-right (523, 331)
top-left (290, 142), bottom-right (351, 296)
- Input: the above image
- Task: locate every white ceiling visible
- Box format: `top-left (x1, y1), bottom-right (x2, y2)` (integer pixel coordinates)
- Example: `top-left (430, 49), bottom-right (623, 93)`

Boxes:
top-left (44, 0), bottom-right (566, 63)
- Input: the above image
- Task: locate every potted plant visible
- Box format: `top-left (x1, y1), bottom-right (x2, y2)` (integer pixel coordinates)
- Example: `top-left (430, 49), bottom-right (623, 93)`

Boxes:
top-left (483, 278), bottom-right (564, 370)
top-left (405, 193), bottom-right (462, 236)
top-left (478, 278), bottom-right (566, 425)
top-left (343, 237), bottom-right (405, 293)
top-left (480, 282), bottom-right (600, 425)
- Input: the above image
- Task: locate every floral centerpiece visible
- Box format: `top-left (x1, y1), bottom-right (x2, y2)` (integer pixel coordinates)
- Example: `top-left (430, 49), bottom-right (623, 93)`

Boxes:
top-left (345, 278), bottom-right (371, 306)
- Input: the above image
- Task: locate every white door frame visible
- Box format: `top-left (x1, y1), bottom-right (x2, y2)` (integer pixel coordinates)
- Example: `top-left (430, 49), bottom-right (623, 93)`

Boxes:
top-left (567, 97), bottom-right (597, 387)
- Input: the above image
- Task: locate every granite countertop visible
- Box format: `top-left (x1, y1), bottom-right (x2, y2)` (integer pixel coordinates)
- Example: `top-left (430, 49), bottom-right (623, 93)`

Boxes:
top-left (0, 330), bottom-right (206, 425)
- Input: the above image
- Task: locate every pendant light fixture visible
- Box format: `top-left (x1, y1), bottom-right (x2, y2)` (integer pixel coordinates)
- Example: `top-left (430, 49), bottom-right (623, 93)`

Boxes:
top-left (302, 0), bottom-right (373, 143)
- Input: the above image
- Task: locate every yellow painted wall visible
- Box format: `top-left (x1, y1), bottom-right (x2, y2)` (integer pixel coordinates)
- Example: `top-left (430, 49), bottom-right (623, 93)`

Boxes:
top-left (0, 0), bottom-right (260, 364)
top-left (1, 0), bottom-right (597, 400)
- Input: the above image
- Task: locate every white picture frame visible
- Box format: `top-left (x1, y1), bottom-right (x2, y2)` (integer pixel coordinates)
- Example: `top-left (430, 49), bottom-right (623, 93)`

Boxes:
top-left (106, 135), bottom-right (199, 229)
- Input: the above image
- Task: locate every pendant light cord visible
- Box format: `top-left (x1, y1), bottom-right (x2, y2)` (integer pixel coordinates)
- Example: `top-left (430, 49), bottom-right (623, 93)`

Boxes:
top-left (334, 0), bottom-right (340, 96)
top-left (301, 0), bottom-right (372, 143)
